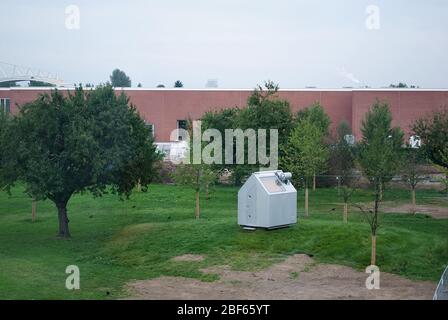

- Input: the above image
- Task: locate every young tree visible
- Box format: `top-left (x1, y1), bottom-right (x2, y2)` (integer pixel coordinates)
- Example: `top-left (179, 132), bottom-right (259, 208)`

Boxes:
top-left (282, 119), bottom-right (329, 217)
top-left (331, 121), bottom-right (355, 180)
top-left (172, 119), bottom-right (217, 218)
top-left (436, 146), bottom-right (448, 195)
top-left (110, 69), bottom-right (131, 87)
top-left (357, 101), bottom-right (404, 265)
top-left (296, 102), bottom-right (331, 190)
top-left (2, 86), bottom-right (158, 237)
top-left (173, 164), bottom-right (217, 218)
top-left (330, 121), bottom-right (356, 222)
top-left (340, 182), bottom-right (356, 223)
top-left (401, 147), bottom-right (426, 214)
top-left (203, 167), bottom-right (218, 200)
top-left (174, 80), bottom-right (184, 88)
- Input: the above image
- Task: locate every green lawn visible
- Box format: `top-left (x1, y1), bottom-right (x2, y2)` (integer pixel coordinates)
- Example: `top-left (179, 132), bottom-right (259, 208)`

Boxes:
top-left (0, 184), bottom-right (447, 299)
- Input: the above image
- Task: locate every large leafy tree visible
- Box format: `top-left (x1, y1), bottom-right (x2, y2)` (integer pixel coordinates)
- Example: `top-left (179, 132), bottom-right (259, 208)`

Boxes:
top-left (110, 69), bottom-right (131, 87)
top-left (0, 110), bottom-right (14, 189)
top-left (282, 118), bottom-right (329, 217)
top-left (202, 108), bottom-right (240, 135)
top-left (247, 80), bottom-right (279, 106)
top-left (236, 99), bottom-right (293, 182)
top-left (1, 110), bottom-right (39, 221)
top-left (412, 107), bottom-right (448, 169)
top-left (238, 81), bottom-right (294, 162)
top-left (201, 82), bottom-right (294, 185)
top-left (238, 97), bottom-right (293, 148)
top-left (356, 100), bottom-right (404, 265)
top-left (0, 111), bottom-right (6, 185)
top-left (296, 102), bottom-right (331, 136)
top-left (201, 108), bottom-right (240, 179)
top-left (2, 85), bottom-right (158, 237)
top-left (413, 108), bottom-right (448, 195)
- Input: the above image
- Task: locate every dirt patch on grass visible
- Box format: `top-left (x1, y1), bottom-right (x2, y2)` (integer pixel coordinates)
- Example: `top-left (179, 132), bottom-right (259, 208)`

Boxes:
top-left (126, 254), bottom-right (435, 300)
top-left (110, 223), bottom-right (153, 244)
top-left (381, 203), bottom-right (448, 219)
top-left (172, 254), bottom-right (205, 262)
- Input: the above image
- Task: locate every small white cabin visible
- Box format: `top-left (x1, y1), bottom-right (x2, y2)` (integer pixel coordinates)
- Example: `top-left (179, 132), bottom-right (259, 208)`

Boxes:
top-left (238, 170), bottom-right (297, 229)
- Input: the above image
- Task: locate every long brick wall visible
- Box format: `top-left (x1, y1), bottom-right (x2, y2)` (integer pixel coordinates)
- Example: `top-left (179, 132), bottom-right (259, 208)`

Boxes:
top-left (1, 88), bottom-right (447, 142)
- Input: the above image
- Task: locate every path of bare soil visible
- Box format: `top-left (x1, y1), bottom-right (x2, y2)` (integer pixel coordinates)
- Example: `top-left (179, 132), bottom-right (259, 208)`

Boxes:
top-left (171, 254), bottom-right (205, 262)
top-left (126, 254), bottom-right (435, 300)
top-left (380, 203), bottom-right (448, 219)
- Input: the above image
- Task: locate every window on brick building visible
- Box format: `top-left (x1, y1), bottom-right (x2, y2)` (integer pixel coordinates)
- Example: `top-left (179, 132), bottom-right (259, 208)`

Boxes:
top-left (0, 98), bottom-right (10, 114)
top-left (177, 120), bottom-right (188, 141)
top-left (145, 122), bottom-right (154, 137)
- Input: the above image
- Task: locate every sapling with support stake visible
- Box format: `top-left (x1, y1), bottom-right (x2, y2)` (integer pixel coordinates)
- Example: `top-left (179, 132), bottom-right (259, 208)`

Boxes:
top-left (356, 101), bottom-right (404, 265)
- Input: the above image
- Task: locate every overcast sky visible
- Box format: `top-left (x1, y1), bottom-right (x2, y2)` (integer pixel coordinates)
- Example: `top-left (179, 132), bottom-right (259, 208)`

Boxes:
top-left (1, 0), bottom-right (448, 88)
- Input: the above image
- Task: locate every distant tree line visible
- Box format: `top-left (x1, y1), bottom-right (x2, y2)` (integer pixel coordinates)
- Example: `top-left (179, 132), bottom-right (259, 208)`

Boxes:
top-left (108, 68), bottom-right (184, 88)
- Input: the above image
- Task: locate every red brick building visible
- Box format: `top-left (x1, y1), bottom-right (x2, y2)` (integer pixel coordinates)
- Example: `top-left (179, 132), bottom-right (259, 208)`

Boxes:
top-left (1, 87), bottom-right (447, 142)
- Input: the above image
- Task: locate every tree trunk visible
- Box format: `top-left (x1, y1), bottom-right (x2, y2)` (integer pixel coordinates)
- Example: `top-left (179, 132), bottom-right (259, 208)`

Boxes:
top-left (371, 234), bottom-right (376, 266)
top-left (305, 186), bottom-right (309, 217)
top-left (195, 190), bottom-right (200, 219)
top-left (370, 186), bottom-right (380, 266)
top-left (136, 179), bottom-right (141, 192)
top-left (57, 202), bottom-right (70, 238)
top-left (444, 173), bottom-right (448, 196)
top-left (32, 198), bottom-right (37, 223)
top-left (205, 183), bottom-right (210, 200)
top-left (411, 188), bottom-right (416, 215)
top-left (313, 174), bottom-right (316, 191)
top-left (343, 202), bottom-right (348, 223)
top-left (379, 183), bottom-right (383, 201)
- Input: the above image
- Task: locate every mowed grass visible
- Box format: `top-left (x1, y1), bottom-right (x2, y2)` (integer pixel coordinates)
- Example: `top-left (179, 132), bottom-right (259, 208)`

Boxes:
top-left (0, 184), bottom-right (447, 299)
